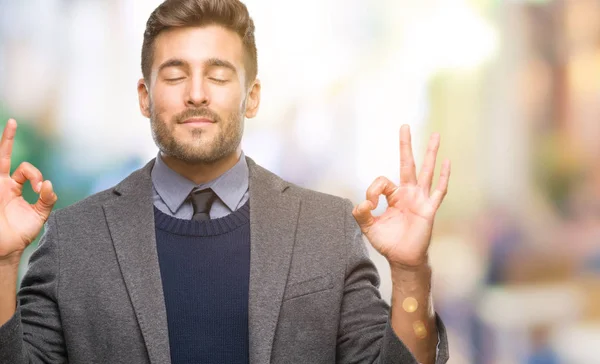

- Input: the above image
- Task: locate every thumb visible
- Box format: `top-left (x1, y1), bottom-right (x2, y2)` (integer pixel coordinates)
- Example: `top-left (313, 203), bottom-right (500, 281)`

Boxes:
top-left (352, 200), bottom-right (375, 233)
top-left (34, 180), bottom-right (58, 220)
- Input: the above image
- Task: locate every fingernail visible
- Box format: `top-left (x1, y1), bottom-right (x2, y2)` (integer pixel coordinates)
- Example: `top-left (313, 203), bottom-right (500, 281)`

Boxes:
top-left (36, 182), bottom-right (42, 192)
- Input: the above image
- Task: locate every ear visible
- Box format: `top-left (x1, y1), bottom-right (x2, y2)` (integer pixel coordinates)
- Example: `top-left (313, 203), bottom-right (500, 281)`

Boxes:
top-left (244, 79), bottom-right (261, 119)
top-left (137, 78), bottom-right (151, 118)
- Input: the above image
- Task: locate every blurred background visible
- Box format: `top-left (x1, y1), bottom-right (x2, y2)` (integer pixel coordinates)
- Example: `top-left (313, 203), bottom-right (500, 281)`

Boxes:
top-left (1, 0), bottom-right (599, 362)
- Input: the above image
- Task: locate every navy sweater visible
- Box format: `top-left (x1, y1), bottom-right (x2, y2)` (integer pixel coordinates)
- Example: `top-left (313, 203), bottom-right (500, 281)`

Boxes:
top-left (154, 201), bottom-right (250, 364)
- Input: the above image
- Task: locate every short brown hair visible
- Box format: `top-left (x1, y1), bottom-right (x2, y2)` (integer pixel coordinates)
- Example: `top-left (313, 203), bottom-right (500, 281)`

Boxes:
top-left (141, 0), bottom-right (257, 86)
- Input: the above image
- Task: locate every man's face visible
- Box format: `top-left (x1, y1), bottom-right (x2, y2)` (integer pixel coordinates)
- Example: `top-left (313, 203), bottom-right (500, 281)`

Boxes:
top-left (138, 25), bottom-right (260, 164)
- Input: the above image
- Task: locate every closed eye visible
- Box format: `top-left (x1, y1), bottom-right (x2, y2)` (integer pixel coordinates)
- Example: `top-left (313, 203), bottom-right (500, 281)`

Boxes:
top-left (165, 77), bottom-right (185, 82)
top-left (209, 77), bottom-right (228, 84)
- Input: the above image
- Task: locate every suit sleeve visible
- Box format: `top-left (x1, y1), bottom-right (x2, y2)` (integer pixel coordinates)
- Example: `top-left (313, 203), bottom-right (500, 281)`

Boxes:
top-left (0, 213), bottom-right (67, 364)
top-left (336, 199), bottom-right (449, 364)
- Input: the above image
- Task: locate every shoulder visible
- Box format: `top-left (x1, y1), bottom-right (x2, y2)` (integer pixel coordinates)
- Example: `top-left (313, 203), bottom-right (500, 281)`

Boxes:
top-left (247, 156), bottom-right (354, 214)
top-left (51, 159), bottom-right (154, 225)
top-left (52, 187), bottom-right (115, 221)
top-left (285, 182), bottom-right (351, 211)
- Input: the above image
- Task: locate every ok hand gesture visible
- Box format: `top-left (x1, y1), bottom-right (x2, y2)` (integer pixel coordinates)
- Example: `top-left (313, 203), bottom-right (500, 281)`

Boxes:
top-left (0, 119), bottom-right (57, 263)
top-left (352, 125), bottom-right (450, 269)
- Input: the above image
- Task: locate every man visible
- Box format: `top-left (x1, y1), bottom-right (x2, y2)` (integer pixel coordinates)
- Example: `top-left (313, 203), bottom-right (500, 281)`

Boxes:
top-left (0, 0), bottom-right (451, 363)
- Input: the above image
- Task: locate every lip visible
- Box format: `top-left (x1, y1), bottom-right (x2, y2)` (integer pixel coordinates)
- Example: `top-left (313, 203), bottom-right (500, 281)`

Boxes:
top-left (181, 117), bottom-right (214, 124)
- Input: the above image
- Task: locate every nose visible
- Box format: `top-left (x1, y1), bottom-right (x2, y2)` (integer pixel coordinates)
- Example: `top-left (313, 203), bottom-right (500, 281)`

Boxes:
top-left (185, 76), bottom-right (209, 107)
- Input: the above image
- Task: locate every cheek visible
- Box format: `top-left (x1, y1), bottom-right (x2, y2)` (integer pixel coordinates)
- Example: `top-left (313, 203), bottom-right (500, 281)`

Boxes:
top-left (210, 86), bottom-right (245, 112)
top-left (152, 87), bottom-right (183, 118)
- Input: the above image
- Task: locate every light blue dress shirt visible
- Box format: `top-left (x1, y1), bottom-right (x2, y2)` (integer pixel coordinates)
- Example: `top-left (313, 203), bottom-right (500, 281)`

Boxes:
top-left (151, 152), bottom-right (249, 219)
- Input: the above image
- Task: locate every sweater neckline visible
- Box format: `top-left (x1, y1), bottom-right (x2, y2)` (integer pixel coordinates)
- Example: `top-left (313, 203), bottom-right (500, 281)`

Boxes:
top-left (153, 201), bottom-right (250, 237)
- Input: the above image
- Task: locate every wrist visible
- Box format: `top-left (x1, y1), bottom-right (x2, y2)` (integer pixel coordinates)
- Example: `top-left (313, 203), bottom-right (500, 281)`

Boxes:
top-left (0, 252), bottom-right (21, 327)
top-left (389, 260), bottom-right (431, 276)
top-left (0, 251), bottom-right (24, 270)
top-left (390, 262), bottom-right (432, 294)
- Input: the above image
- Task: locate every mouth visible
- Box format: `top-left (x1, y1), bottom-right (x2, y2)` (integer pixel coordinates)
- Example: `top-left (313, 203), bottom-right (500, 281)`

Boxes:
top-left (181, 117), bottom-right (214, 126)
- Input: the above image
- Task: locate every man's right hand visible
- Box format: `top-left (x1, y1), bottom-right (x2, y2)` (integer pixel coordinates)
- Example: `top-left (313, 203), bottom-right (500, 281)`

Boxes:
top-left (0, 119), bottom-right (57, 266)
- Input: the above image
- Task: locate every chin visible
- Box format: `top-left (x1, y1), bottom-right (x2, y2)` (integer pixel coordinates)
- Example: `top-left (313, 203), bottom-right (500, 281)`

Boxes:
top-left (182, 146), bottom-right (225, 164)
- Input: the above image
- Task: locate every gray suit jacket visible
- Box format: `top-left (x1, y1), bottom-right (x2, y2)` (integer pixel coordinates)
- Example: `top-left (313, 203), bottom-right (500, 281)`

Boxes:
top-left (0, 157), bottom-right (449, 364)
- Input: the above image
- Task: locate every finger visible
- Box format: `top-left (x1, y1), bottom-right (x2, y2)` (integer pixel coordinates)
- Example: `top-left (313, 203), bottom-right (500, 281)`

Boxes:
top-left (417, 132), bottom-right (440, 194)
top-left (366, 176), bottom-right (397, 207)
top-left (12, 162), bottom-right (43, 193)
top-left (429, 159), bottom-right (451, 210)
top-left (399, 124), bottom-right (417, 185)
top-left (352, 199), bottom-right (375, 231)
top-left (0, 119), bottom-right (17, 175)
top-left (33, 180), bottom-right (57, 220)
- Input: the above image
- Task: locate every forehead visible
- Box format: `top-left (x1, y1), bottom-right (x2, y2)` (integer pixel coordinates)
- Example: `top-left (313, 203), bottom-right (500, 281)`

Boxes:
top-left (152, 25), bottom-right (245, 70)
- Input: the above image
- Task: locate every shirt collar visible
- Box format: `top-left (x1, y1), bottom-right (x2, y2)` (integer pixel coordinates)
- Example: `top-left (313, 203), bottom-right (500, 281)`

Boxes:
top-left (151, 152), bottom-right (249, 215)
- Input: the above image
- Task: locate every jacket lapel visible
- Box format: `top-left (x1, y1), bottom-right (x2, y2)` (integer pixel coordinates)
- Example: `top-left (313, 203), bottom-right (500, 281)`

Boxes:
top-left (103, 160), bottom-right (172, 364)
top-left (246, 158), bottom-right (300, 364)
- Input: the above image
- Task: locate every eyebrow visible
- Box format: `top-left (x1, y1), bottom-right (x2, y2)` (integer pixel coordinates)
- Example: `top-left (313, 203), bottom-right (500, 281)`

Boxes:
top-left (205, 58), bottom-right (237, 74)
top-left (157, 57), bottom-right (237, 74)
top-left (158, 58), bottom-right (187, 73)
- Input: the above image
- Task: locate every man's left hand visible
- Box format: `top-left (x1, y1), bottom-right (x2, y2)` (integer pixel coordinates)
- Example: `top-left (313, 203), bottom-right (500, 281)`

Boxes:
top-left (352, 125), bottom-right (451, 269)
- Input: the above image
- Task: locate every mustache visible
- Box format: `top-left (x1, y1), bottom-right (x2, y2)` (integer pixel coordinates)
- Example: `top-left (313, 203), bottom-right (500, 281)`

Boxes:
top-left (174, 107), bottom-right (221, 124)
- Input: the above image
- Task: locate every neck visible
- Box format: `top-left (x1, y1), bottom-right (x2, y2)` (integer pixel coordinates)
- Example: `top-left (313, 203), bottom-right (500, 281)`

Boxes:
top-left (160, 148), bottom-right (241, 185)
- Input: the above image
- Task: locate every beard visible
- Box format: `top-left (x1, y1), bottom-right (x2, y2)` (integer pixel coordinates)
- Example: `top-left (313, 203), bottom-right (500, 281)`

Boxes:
top-left (149, 101), bottom-right (245, 164)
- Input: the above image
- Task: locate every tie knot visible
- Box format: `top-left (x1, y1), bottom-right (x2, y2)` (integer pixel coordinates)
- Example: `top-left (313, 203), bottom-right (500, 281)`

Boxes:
top-left (189, 188), bottom-right (216, 221)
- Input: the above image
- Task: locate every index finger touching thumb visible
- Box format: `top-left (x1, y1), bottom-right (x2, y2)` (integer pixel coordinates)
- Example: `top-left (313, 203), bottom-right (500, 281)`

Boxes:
top-left (34, 180), bottom-right (58, 219)
top-left (352, 200), bottom-right (375, 231)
